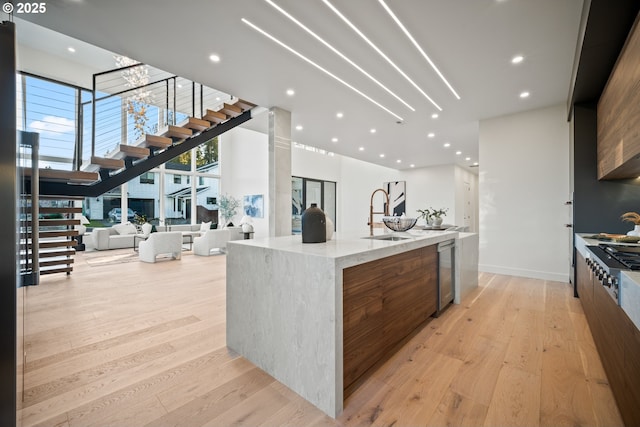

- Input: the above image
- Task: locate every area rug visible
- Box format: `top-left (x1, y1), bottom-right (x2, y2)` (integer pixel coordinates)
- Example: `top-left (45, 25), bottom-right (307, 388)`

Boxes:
top-left (84, 251), bottom-right (139, 267)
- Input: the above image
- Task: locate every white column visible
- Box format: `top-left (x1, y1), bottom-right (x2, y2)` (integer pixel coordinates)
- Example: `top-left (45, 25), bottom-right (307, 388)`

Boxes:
top-left (268, 107), bottom-right (292, 237)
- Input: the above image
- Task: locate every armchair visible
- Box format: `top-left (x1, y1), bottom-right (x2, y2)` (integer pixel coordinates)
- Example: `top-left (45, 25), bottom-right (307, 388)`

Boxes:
top-left (138, 231), bottom-right (183, 263)
top-left (193, 229), bottom-right (230, 256)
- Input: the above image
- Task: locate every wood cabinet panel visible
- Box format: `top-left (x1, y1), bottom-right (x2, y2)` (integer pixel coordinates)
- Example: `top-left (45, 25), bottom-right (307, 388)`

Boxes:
top-left (592, 283), bottom-right (626, 390)
top-left (343, 245), bottom-right (438, 394)
top-left (343, 259), bottom-right (383, 389)
top-left (576, 253), bottom-right (593, 317)
top-left (598, 14), bottom-right (640, 179)
top-left (621, 310), bottom-right (640, 427)
top-left (575, 251), bottom-right (640, 425)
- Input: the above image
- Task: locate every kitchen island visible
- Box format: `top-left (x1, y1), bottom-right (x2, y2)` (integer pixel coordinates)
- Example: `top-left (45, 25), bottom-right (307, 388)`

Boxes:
top-left (226, 229), bottom-right (477, 417)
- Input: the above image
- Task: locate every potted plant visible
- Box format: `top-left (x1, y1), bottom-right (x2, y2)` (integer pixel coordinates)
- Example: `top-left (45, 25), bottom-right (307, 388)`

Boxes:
top-left (417, 208), bottom-right (432, 225)
top-left (218, 194), bottom-right (240, 227)
top-left (621, 211), bottom-right (640, 236)
top-left (430, 207), bottom-right (448, 227)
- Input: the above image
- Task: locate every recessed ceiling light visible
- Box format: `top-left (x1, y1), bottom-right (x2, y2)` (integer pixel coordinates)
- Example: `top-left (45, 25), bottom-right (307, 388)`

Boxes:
top-left (177, 84), bottom-right (183, 89)
top-left (443, 143), bottom-right (451, 148)
top-left (358, 146), bottom-right (364, 151)
top-left (431, 113), bottom-right (439, 119)
top-left (331, 137), bottom-right (338, 142)
top-left (322, 0), bottom-right (442, 111)
top-left (67, 47), bottom-right (76, 53)
top-left (286, 88), bottom-right (295, 96)
top-left (456, 151), bottom-right (462, 155)
top-left (473, 162), bottom-right (479, 166)
top-left (428, 132), bottom-right (435, 138)
top-left (336, 112), bottom-right (344, 118)
top-left (209, 54), bottom-right (221, 63)
top-left (520, 91), bottom-right (530, 98)
top-left (370, 128), bottom-right (376, 134)
top-left (410, 164), bottom-right (415, 168)
top-left (396, 159), bottom-right (402, 163)
top-left (296, 125), bottom-right (303, 131)
top-left (511, 55), bottom-right (524, 64)
top-left (379, 153), bottom-right (385, 158)
top-left (465, 157), bottom-right (471, 161)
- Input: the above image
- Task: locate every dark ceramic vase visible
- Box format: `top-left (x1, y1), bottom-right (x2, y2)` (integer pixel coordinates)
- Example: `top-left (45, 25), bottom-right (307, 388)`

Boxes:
top-left (301, 203), bottom-right (326, 243)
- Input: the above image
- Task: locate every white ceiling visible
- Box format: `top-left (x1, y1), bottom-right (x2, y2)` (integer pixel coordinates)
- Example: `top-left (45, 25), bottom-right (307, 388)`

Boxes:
top-left (12, 0), bottom-right (584, 172)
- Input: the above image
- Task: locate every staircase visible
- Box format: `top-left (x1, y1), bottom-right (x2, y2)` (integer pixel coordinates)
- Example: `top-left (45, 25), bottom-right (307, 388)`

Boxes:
top-left (19, 62), bottom-right (259, 278)
top-left (19, 195), bottom-right (82, 284)
top-left (26, 97), bottom-right (256, 197)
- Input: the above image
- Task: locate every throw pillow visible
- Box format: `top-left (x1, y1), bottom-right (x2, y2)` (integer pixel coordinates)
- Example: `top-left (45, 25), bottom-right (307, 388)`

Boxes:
top-left (113, 222), bottom-right (137, 235)
top-left (200, 221), bottom-right (211, 233)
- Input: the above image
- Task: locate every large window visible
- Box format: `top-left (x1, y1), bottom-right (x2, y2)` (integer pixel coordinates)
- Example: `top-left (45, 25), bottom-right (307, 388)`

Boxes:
top-left (140, 172), bottom-right (154, 184)
top-left (292, 176), bottom-right (336, 234)
top-left (17, 73), bottom-right (89, 170)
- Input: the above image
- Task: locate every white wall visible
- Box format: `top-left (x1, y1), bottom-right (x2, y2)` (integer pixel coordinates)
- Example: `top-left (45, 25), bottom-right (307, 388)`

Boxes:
top-left (291, 147), bottom-right (477, 233)
top-left (16, 44), bottom-right (102, 89)
top-left (220, 127), bottom-right (269, 238)
top-left (479, 104), bottom-right (570, 281)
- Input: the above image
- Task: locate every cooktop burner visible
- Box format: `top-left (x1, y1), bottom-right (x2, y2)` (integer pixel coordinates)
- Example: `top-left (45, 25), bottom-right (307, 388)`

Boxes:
top-left (600, 244), bottom-right (640, 270)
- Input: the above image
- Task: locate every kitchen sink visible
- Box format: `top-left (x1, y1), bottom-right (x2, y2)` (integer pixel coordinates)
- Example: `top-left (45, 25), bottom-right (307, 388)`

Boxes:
top-left (363, 235), bottom-right (410, 241)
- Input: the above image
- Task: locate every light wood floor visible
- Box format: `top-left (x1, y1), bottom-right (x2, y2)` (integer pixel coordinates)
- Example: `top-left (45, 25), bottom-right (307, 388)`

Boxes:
top-left (19, 248), bottom-right (623, 427)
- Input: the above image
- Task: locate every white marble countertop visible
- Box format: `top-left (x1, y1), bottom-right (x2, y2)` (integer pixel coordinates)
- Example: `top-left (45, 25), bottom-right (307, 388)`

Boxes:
top-left (228, 228), bottom-right (459, 261)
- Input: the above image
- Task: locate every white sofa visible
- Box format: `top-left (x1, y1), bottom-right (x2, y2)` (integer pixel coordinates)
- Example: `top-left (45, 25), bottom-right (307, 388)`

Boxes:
top-left (91, 223), bottom-right (141, 250)
top-left (193, 226), bottom-right (244, 256)
top-left (92, 223), bottom-right (212, 250)
top-left (156, 223), bottom-right (213, 243)
top-left (138, 231), bottom-right (183, 263)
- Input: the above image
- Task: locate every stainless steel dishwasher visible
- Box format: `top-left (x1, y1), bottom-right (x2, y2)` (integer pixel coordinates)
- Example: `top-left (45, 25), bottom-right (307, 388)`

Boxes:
top-left (436, 239), bottom-right (455, 317)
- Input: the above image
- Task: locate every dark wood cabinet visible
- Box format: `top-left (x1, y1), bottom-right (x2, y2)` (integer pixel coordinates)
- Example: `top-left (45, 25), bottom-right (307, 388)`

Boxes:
top-left (576, 252), bottom-right (640, 426)
top-left (343, 245), bottom-right (438, 395)
top-left (597, 14), bottom-right (640, 179)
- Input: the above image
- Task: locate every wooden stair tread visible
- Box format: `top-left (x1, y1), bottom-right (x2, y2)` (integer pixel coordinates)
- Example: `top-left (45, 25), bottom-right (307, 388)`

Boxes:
top-left (143, 134), bottom-right (173, 149)
top-left (39, 230), bottom-right (78, 238)
top-left (184, 117), bottom-right (211, 132)
top-left (39, 219), bottom-right (80, 227)
top-left (117, 144), bottom-right (150, 159)
top-left (39, 206), bottom-right (82, 214)
top-left (90, 156), bottom-right (125, 170)
top-left (39, 240), bottom-right (78, 249)
top-left (221, 103), bottom-right (242, 117)
top-left (39, 266), bottom-right (73, 275)
top-left (23, 168), bottom-right (99, 183)
top-left (235, 99), bottom-right (257, 110)
top-left (38, 249), bottom-right (75, 258)
top-left (167, 125), bottom-right (193, 139)
top-left (203, 109), bottom-right (227, 123)
top-left (40, 258), bottom-right (74, 268)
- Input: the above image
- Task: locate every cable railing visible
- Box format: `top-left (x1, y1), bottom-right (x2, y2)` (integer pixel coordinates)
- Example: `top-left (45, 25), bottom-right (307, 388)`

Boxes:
top-left (90, 62), bottom-right (233, 160)
top-left (17, 62), bottom-right (235, 173)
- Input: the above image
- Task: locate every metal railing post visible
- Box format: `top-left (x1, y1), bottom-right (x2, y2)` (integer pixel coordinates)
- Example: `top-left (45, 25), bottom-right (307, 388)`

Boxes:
top-left (91, 73), bottom-right (96, 158)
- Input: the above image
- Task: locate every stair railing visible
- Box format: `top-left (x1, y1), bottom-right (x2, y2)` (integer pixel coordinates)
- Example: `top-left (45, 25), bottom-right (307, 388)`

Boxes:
top-left (89, 62), bottom-right (232, 163)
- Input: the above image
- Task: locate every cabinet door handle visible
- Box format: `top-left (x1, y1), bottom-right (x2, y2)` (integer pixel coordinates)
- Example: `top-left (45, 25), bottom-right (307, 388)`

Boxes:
top-left (565, 224), bottom-right (573, 228)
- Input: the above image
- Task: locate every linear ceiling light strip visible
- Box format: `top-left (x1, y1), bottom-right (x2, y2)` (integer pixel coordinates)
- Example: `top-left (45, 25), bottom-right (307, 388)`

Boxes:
top-left (322, 0), bottom-right (442, 111)
top-left (264, 0), bottom-right (415, 112)
top-left (241, 18), bottom-right (404, 121)
top-left (378, 0), bottom-right (461, 100)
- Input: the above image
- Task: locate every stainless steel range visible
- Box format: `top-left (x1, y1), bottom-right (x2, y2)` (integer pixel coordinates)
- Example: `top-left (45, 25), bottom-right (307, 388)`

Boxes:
top-left (585, 243), bottom-right (640, 304)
